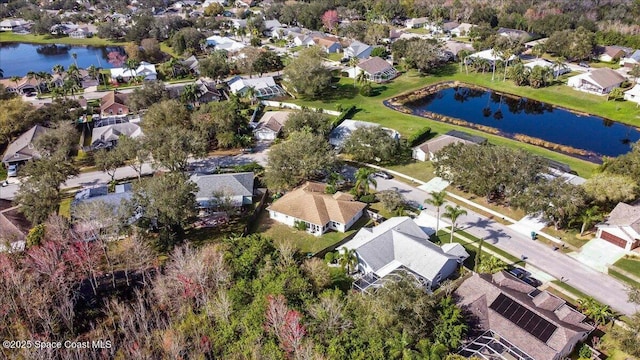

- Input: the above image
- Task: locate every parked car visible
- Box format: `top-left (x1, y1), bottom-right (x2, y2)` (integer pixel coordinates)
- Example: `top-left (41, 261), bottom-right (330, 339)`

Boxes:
top-left (7, 164), bottom-right (18, 177)
top-left (508, 267), bottom-right (530, 279)
top-left (374, 171), bottom-right (393, 179)
top-left (241, 148), bottom-right (254, 154)
top-left (578, 62), bottom-right (590, 68)
top-left (523, 276), bottom-right (543, 288)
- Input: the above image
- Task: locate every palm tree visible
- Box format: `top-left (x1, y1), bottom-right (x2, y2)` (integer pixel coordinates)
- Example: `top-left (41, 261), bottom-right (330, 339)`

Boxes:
top-left (476, 256), bottom-right (508, 274)
top-left (443, 205), bottom-right (467, 243)
top-left (529, 65), bottom-right (551, 88)
top-left (552, 56), bottom-right (568, 80)
top-left (531, 44), bottom-right (545, 59)
top-left (577, 297), bottom-right (615, 327)
top-left (181, 83), bottom-right (202, 105)
top-left (356, 70), bottom-right (368, 85)
top-left (38, 71), bottom-right (52, 92)
top-left (124, 59), bottom-right (141, 81)
top-left (87, 65), bottom-right (100, 81)
top-left (578, 206), bottom-right (603, 236)
top-left (354, 167), bottom-right (377, 196)
top-left (52, 64), bottom-right (65, 76)
top-left (629, 64), bottom-right (640, 84)
top-left (415, 339), bottom-right (448, 360)
top-left (66, 64), bottom-right (81, 83)
top-left (10, 76), bottom-right (21, 90)
top-left (458, 50), bottom-right (471, 74)
top-left (244, 86), bottom-right (257, 105)
top-left (63, 78), bottom-right (80, 99)
top-left (349, 57), bottom-right (359, 87)
top-left (425, 190), bottom-right (446, 233)
top-left (338, 247), bottom-right (357, 274)
top-left (508, 62), bottom-right (530, 86)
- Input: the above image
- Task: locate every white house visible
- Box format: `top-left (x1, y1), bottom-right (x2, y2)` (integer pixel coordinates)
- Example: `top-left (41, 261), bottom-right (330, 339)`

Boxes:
top-left (524, 58), bottom-right (570, 77)
top-left (206, 35), bottom-right (246, 51)
top-left (329, 119), bottom-right (400, 148)
top-left (69, 27), bottom-right (92, 38)
top-left (0, 18), bottom-right (29, 32)
top-left (91, 122), bottom-right (143, 149)
top-left (110, 61), bottom-right (157, 81)
top-left (253, 111), bottom-right (291, 140)
top-left (620, 49), bottom-right (640, 67)
top-left (567, 68), bottom-right (625, 95)
top-left (189, 172), bottom-right (254, 210)
top-left (413, 130), bottom-right (486, 162)
top-left (227, 75), bottom-right (285, 98)
top-left (342, 217), bottom-right (468, 291)
top-left (292, 33), bottom-right (315, 47)
top-left (344, 40), bottom-right (373, 59)
top-left (624, 84), bottom-right (640, 105)
top-left (346, 57), bottom-right (398, 83)
top-left (268, 182), bottom-right (366, 236)
top-left (405, 17), bottom-right (429, 29)
top-left (450, 23), bottom-right (476, 37)
top-left (466, 49), bottom-right (517, 66)
top-left (595, 202), bottom-right (640, 251)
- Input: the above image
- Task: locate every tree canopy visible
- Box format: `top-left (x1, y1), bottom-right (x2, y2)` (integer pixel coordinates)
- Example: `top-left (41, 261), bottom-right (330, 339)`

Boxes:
top-left (283, 47), bottom-right (333, 99)
top-left (342, 126), bottom-right (400, 163)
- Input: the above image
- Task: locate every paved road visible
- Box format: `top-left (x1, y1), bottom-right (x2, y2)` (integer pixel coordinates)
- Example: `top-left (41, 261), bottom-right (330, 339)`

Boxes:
top-left (374, 175), bottom-right (638, 316)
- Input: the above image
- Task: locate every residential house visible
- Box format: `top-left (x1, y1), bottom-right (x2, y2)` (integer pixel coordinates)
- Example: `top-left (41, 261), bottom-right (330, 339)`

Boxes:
top-left (466, 49), bottom-right (517, 66)
top-left (0, 76), bottom-right (42, 95)
top-left (206, 35), bottom-right (246, 51)
top-left (268, 182), bottom-right (366, 236)
top-left (443, 41), bottom-right (474, 60)
top-left (69, 27), bottom-right (92, 38)
top-left (0, 199), bottom-right (31, 251)
top-left (235, 0), bottom-right (255, 7)
top-left (346, 57), bottom-right (398, 83)
top-left (344, 40), bottom-right (373, 59)
top-left (342, 217), bottom-right (468, 291)
top-left (194, 79), bottom-right (223, 103)
top-left (595, 202), bottom-right (640, 251)
top-left (227, 75), bottom-right (285, 98)
top-left (100, 91), bottom-right (129, 117)
top-left (597, 45), bottom-right (631, 63)
top-left (253, 111), bottom-right (291, 140)
top-left (455, 272), bottom-right (594, 360)
top-left (567, 68), bottom-right (625, 95)
top-left (202, 0), bottom-right (227, 7)
top-left (189, 172), bottom-right (254, 210)
top-left (0, 18), bottom-right (29, 32)
top-left (425, 20), bottom-right (459, 34)
top-left (524, 58), bottom-right (570, 77)
top-left (329, 119), bottom-right (399, 148)
top-left (292, 33), bottom-right (315, 47)
top-left (314, 36), bottom-right (342, 54)
top-left (181, 55), bottom-right (200, 74)
top-left (71, 184), bottom-right (137, 236)
top-left (624, 84), bottom-right (640, 105)
top-left (263, 19), bottom-right (282, 36)
top-left (412, 130), bottom-right (486, 161)
top-left (271, 26), bottom-right (301, 39)
top-left (450, 22), bottom-right (476, 37)
top-left (91, 122), bottom-right (143, 149)
top-left (405, 17), bottom-right (429, 29)
top-left (620, 49), bottom-right (640, 68)
top-left (497, 27), bottom-right (533, 41)
top-left (110, 61), bottom-right (157, 81)
top-left (524, 37), bottom-right (548, 49)
top-left (2, 125), bottom-right (49, 166)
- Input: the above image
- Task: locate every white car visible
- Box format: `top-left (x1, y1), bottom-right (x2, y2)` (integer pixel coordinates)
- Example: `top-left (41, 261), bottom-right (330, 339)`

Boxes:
top-left (7, 164), bottom-right (18, 177)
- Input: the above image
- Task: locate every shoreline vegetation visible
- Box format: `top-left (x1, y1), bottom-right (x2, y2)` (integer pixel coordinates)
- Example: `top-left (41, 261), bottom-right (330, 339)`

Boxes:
top-left (0, 32), bottom-right (127, 46)
top-left (386, 81), bottom-right (602, 163)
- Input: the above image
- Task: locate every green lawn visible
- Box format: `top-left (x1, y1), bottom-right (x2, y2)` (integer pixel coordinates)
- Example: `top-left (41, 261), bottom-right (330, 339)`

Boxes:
top-left (385, 161), bottom-right (437, 183)
top-left (326, 52), bottom-right (343, 62)
top-left (613, 257), bottom-right (640, 278)
top-left (608, 268), bottom-right (640, 289)
top-left (253, 210), bottom-right (369, 254)
top-left (0, 32), bottom-right (126, 46)
top-left (290, 67), bottom-right (599, 177)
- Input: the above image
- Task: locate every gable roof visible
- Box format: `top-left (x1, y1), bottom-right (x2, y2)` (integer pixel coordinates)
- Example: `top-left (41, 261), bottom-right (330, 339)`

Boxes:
top-left (583, 68), bottom-right (625, 89)
top-left (2, 125), bottom-right (49, 163)
top-left (228, 75), bottom-right (277, 93)
top-left (190, 172), bottom-right (254, 201)
top-left (455, 272), bottom-right (593, 360)
top-left (268, 182), bottom-right (366, 226)
top-left (255, 111), bottom-right (291, 134)
top-left (627, 49), bottom-right (640, 62)
top-left (599, 45), bottom-right (631, 58)
top-left (357, 57), bottom-right (393, 75)
top-left (347, 40), bottom-right (372, 56)
top-left (415, 133), bottom-right (476, 155)
top-left (92, 122), bottom-right (143, 146)
top-left (100, 91), bottom-right (129, 112)
top-left (601, 202), bottom-right (640, 233)
top-left (342, 217), bottom-right (463, 281)
top-left (314, 36), bottom-right (341, 49)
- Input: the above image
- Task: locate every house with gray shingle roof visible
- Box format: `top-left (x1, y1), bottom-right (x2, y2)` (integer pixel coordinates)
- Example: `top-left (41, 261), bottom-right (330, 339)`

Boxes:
top-left (347, 57), bottom-right (398, 83)
top-left (567, 68), bottom-right (625, 95)
top-left (595, 202), bottom-right (640, 250)
top-left (455, 272), bottom-right (594, 360)
top-left (342, 217), bottom-right (468, 291)
top-left (2, 125), bottom-right (49, 166)
top-left (344, 40), bottom-right (373, 59)
top-left (620, 49), bottom-right (640, 67)
top-left (190, 172), bottom-right (254, 210)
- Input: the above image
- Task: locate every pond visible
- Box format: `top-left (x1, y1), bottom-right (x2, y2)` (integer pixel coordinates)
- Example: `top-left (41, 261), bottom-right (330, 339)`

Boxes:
top-left (401, 86), bottom-right (640, 159)
top-left (0, 42), bottom-right (124, 77)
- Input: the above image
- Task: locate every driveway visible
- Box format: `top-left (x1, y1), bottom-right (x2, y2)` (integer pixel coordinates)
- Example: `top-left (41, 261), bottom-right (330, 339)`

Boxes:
top-left (374, 176), bottom-right (638, 315)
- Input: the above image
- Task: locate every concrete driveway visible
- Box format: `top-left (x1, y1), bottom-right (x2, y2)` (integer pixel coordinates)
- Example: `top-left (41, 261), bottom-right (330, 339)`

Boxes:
top-left (374, 176), bottom-right (639, 315)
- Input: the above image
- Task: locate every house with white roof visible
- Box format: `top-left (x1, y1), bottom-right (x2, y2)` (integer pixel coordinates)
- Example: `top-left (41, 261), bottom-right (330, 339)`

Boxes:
top-left (346, 57), bottom-right (398, 83)
top-left (253, 111), bottom-right (291, 140)
top-left (624, 84), bottom-right (640, 105)
top-left (0, 18), bottom-right (29, 32)
top-left (567, 68), bottom-right (625, 95)
top-left (291, 33), bottom-right (315, 47)
top-left (91, 122), bottom-right (143, 149)
top-left (344, 40), bottom-right (373, 59)
top-left (342, 217), bottom-right (468, 291)
top-left (206, 35), bottom-right (246, 51)
top-left (524, 58), bottom-right (570, 77)
top-left (595, 202), bottom-right (640, 251)
top-left (466, 49), bottom-right (517, 66)
top-left (227, 76), bottom-right (285, 98)
top-left (110, 61), bottom-right (157, 81)
top-left (413, 130), bottom-right (487, 161)
top-left (405, 17), bottom-right (429, 29)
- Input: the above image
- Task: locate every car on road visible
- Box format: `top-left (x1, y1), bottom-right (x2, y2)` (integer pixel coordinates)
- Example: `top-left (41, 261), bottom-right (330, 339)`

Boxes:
top-left (241, 148), bottom-right (254, 154)
top-left (508, 267), bottom-right (530, 279)
top-left (374, 171), bottom-right (393, 179)
top-left (7, 164), bottom-right (18, 177)
top-left (578, 62), bottom-right (590, 68)
top-left (523, 276), bottom-right (543, 287)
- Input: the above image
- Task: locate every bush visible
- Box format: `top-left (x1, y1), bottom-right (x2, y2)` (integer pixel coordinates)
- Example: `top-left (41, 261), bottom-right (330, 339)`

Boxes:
top-left (324, 252), bottom-right (335, 264)
top-left (294, 220), bottom-right (308, 231)
top-left (360, 84), bottom-right (374, 96)
top-left (408, 126), bottom-right (432, 147)
top-left (331, 105), bottom-right (357, 129)
top-left (359, 194), bottom-right (376, 203)
top-left (250, 37), bottom-right (261, 46)
top-left (376, 190), bottom-right (406, 211)
top-left (26, 224), bottom-right (46, 248)
top-left (578, 344), bottom-right (592, 359)
top-left (325, 184), bottom-right (337, 194)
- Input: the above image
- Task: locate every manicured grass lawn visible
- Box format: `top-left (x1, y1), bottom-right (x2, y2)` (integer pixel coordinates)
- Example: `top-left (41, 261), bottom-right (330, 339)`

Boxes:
top-left (613, 257), bottom-right (640, 278)
top-left (446, 187), bottom-right (526, 221)
top-left (385, 161), bottom-right (436, 183)
top-left (541, 226), bottom-right (590, 250)
top-left (326, 52), bottom-right (343, 62)
top-left (0, 32), bottom-right (126, 46)
top-left (608, 268), bottom-right (640, 289)
top-left (368, 201), bottom-right (395, 220)
top-left (289, 67), bottom-right (599, 177)
top-left (253, 210), bottom-right (369, 254)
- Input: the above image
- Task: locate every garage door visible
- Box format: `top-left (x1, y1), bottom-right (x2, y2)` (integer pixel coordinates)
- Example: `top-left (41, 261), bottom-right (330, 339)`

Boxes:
top-left (600, 231), bottom-right (627, 248)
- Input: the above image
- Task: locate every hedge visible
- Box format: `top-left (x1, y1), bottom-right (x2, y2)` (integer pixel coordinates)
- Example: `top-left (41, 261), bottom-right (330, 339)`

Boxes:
top-left (331, 105), bottom-right (357, 129)
top-left (408, 126), bottom-right (432, 147)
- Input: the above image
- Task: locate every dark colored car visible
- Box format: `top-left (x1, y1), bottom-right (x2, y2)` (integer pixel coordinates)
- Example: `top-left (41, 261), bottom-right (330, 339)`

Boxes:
top-left (523, 277), bottom-right (543, 288)
top-left (508, 267), bottom-right (530, 279)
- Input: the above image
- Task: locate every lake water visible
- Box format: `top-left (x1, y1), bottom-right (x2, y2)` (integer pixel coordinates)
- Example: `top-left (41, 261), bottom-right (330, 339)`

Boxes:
top-left (0, 42), bottom-right (123, 77)
top-left (402, 86), bottom-right (640, 158)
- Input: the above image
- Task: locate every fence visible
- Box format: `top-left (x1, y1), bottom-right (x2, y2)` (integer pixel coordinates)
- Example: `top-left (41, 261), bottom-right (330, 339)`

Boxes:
top-left (259, 100), bottom-right (341, 116)
top-left (242, 188), bottom-right (269, 236)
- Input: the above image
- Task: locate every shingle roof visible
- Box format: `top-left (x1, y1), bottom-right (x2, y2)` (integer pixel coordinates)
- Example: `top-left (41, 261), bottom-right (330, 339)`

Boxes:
top-left (415, 134), bottom-right (474, 156)
top-left (357, 57), bottom-right (394, 75)
top-left (100, 91), bottom-right (128, 113)
top-left (342, 217), bottom-right (463, 282)
top-left (2, 125), bottom-right (49, 163)
top-left (190, 172), bottom-right (254, 201)
top-left (454, 272), bottom-right (594, 360)
top-left (255, 111), bottom-right (291, 133)
top-left (602, 202), bottom-right (640, 233)
top-left (585, 68), bottom-right (626, 89)
top-left (267, 182), bottom-right (366, 226)
top-left (91, 122), bottom-right (142, 146)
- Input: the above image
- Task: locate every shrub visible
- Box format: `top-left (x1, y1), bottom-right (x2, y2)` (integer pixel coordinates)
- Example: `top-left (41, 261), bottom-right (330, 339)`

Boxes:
top-left (26, 224), bottom-right (46, 248)
top-left (578, 344), bottom-right (592, 359)
top-left (294, 220), bottom-right (308, 231)
top-left (250, 37), bottom-right (261, 46)
top-left (360, 84), bottom-right (374, 96)
top-left (408, 126), bottom-right (431, 147)
top-left (325, 184), bottom-right (337, 194)
top-left (331, 105), bottom-right (357, 129)
top-left (359, 194), bottom-right (376, 203)
top-left (376, 190), bottom-right (406, 211)
top-left (324, 252), bottom-right (335, 264)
